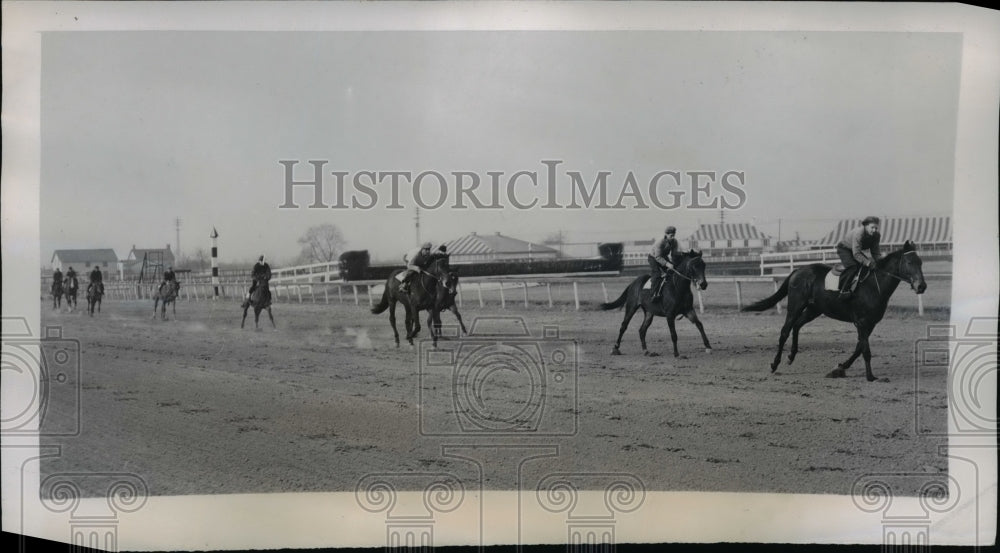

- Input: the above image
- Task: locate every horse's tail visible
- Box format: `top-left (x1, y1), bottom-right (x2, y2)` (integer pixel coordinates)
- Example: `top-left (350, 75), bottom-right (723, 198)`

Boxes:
top-left (741, 275), bottom-right (790, 312)
top-left (600, 276), bottom-right (645, 310)
top-left (371, 283), bottom-right (391, 314)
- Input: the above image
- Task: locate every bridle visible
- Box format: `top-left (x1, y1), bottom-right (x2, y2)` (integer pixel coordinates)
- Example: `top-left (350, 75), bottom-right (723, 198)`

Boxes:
top-left (666, 257), bottom-right (704, 284)
top-left (872, 250), bottom-right (919, 291)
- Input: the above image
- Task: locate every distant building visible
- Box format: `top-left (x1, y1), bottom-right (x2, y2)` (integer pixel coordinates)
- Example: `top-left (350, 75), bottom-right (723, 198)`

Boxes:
top-left (442, 232), bottom-right (559, 263)
top-left (50, 249), bottom-right (118, 277)
top-left (682, 223), bottom-right (774, 257)
top-left (122, 244), bottom-right (176, 278)
top-left (814, 216), bottom-right (952, 251)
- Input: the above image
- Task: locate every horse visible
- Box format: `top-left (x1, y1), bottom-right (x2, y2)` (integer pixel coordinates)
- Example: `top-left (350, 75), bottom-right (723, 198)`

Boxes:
top-left (51, 279), bottom-right (63, 310)
top-left (600, 250), bottom-right (712, 357)
top-left (241, 277), bottom-right (275, 330)
top-left (86, 282), bottom-right (103, 316)
top-left (741, 240), bottom-right (926, 382)
top-left (371, 257), bottom-right (463, 347)
top-left (153, 280), bottom-right (181, 320)
top-left (63, 276), bottom-right (79, 311)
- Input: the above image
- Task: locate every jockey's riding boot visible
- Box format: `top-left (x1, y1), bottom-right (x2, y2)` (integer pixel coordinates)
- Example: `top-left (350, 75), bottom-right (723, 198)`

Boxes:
top-left (839, 274), bottom-right (858, 301)
top-left (651, 278), bottom-right (663, 302)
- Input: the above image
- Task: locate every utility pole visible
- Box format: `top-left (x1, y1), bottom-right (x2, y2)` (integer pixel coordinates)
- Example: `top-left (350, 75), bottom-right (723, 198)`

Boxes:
top-left (175, 217), bottom-right (182, 259)
top-left (777, 218), bottom-right (782, 243)
top-left (414, 207), bottom-right (421, 247)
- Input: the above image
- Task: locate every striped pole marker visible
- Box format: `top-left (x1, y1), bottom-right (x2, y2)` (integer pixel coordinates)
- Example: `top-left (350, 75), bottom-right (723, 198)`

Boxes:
top-left (210, 227), bottom-right (220, 299)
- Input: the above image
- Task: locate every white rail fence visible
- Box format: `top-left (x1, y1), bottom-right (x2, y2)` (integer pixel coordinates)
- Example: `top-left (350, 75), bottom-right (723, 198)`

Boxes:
top-left (760, 248), bottom-right (840, 276)
top-left (96, 273), bottom-right (934, 316)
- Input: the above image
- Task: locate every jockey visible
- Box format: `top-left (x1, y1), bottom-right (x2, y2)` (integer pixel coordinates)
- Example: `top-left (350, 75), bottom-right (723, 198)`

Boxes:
top-left (159, 265), bottom-right (177, 295)
top-left (65, 266), bottom-right (77, 282)
top-left (837, 216), bottom-right (882, 299)
top-left (88, 266), bottom-right (104, 296)
top-left (399, 242), bottom-right (447, 294)
top-left (648, 226), bottom-right (679, 302)
top-left (52, 267), bottom-right (63, 287)
top-left (245, 255), bottom-right (272, 303)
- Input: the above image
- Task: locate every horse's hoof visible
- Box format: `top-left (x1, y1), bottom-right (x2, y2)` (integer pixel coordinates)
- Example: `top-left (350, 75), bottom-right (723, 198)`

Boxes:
top-left (770, 363), bottom-right (779, 372)
top-left (644, 351), bottom-right (659, 357)
top-left (611, 348), bottom-right (622, 356)
top-left (877, 377), bottom-right (889, 383)
top-left (787, 355), bottom-right (795, 365)
top-left (705, 348), bottom-right (713, 354)
top-left (826, 369), bottom-right (847, 378)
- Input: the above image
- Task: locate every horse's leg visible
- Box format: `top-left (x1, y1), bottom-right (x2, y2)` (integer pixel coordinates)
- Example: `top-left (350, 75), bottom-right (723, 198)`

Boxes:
top-left (770, 298), bottom-right (807, 372)
top-left (449, 305), bottom-right (469, 335)
top-left (860, 326), bottom-right (877, 382)
top-left (787, 306), bottom-right (821, 365)
top-left (666, 314), bottom-right (680, 357)
top-left (153, 298), bottom-right (159, 319)
top-left (241, 304), bottom-right (249, 328)
top-left (638, 310), bottom-right (658, 357)
top-left (254, 307), bottom-right (262, 331)
top-left (388, 300), bottom-right (401, 347)
top-left (267, 307), bottom-right (276, 329)
top-left (612, 301), bottom-right (641, 355)
top-left (683, 309), bottom-right (712, 353)
top-left (828, 322), bottom-right (867, 378)
top-left (403, 304), bottom-right (415, 345)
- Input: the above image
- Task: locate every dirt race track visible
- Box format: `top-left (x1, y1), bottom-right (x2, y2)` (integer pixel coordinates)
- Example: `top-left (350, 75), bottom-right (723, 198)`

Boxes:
top-left (40, 286), bottom-right (950, 499)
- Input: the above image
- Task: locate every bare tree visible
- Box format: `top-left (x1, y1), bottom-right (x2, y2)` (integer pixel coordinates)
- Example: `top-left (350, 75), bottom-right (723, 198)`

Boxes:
top-left (297, 224), bottom-right (346, 264)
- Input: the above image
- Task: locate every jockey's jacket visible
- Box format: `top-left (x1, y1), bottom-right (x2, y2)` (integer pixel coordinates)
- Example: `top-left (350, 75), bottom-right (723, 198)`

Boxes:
top-left (837, 226), bottom-right (882, 266)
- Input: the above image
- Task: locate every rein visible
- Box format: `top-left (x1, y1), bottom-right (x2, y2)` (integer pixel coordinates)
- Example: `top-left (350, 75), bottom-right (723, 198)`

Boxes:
top-left (668, 260), bottom-right (703, 284)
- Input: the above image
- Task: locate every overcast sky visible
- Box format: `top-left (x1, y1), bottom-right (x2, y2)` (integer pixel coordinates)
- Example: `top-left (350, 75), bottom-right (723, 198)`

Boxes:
top-left (41, 30), bottom-right (961, 265)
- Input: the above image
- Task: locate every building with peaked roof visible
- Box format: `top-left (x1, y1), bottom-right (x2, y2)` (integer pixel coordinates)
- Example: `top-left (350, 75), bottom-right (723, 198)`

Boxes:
top-left (50, 249), bottom-right (119, 274)
top-left (122, 244), bottom-right (176, 277)
top-left (682, 223), bottom-right (774, 257)
top-left (442, 232), bottom-right (559, 263)
top-left (814, 216), bottom-right (952, 250)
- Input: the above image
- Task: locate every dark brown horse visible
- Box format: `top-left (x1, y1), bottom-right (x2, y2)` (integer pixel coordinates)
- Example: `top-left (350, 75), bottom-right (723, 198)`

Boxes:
top-left (241, 277), bottom-right (275, 330)
top-left (153, 281), bottom-right (181, 320)
top-left (63, 275), bottom-right (79, 311)
top-left (741, 241), bottom-right (926, 382)
top-left (371, 257), bottom-right (461, 347)
top-left (600, 250), bottom-right (712, 357)
top-left (86, 282), bottom-right (103, 316)
top-left (51, 279), bottom-right (63, 310)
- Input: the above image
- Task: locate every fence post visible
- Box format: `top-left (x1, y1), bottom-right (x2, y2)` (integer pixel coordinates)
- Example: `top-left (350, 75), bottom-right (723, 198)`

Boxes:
top-left (573, 281), bottom-right (580, 311)
top-left (773, 279), bottom-right (782, 314)
top-left (522, 281), bottom-right (529, 308)
top-left (917, 294), bottom-right (924, 316)
top-left (352, 285), bottom-right (359, 306)
top-left (296, 285), bottom-right (303, 303)
top-left (325, 287), bottom-right (329, 304)
top-left (477, 282), bottom-right (484, 308)
top-left (547, 283), bottom-right (553, 308)
top-left (457, 284), bottom-right (463, 307)
top-left (367, 285), bottom-right (373, 307)
top-left (338, 285), bottom-right (343, 303)
top-left (601, 282), bottom-right (609, 303)
top-left (499, 282), bottom-right (506, 309)
top-left (735, 281), bottom-right (743, 311)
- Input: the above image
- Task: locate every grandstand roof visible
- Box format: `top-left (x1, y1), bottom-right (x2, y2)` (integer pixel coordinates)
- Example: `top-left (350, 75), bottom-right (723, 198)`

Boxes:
top-left (443, 232), bottom-right (558, 256)
top-left (51, 249), bottom-right (118, 264)
top-left (684, 223), bottom-right (773, 242)
top-left (817, 216), bottom-right (952, 246)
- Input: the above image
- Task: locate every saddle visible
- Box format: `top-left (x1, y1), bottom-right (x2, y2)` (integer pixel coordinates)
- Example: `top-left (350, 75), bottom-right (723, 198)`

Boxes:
top-left (644, 272), bottom-right (672, 291)
top-left (825, 264), bottom-right (862, 292)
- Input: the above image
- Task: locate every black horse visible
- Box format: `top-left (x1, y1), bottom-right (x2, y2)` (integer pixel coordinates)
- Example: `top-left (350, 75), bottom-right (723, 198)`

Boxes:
top-left (86, 282), bottom-right (103, 317)
top-left (63, 275), bottom-right (79, 311)
top-left (371, 257), bottom-right (462, 347)
top-left (153, 281), bottom-right (181, 320)
top-left (241, 276), bottom-right (275, 330)
top-left (741, 241), bottom-right (926, 382)
top-left (51, 279), bottom-right (63, 310)
top-left (600, 250), bottom-right (712, 357)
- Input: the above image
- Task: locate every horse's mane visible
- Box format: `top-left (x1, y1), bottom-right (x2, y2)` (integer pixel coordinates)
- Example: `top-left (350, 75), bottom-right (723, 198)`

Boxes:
top-left (875, 241), bottom-right (917, 268)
